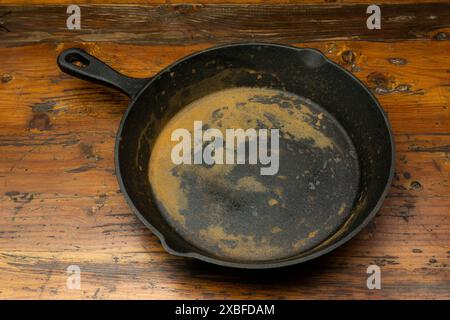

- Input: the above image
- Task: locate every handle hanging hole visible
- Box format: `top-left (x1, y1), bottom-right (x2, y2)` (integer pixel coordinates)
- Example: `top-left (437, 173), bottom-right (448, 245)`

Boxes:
top-left (65, 53), bottom-right (90, 68)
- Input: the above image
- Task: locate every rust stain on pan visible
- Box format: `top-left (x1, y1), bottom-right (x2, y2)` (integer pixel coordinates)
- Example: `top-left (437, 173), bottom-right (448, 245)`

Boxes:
top-left (199, 225), bottom-right (284, 261)
top-left (148, 87), bottom-right (359, 261)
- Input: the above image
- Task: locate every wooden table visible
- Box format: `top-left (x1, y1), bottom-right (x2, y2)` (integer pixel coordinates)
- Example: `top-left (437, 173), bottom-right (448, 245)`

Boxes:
top-left (0, 1), bottom-right (449, 299)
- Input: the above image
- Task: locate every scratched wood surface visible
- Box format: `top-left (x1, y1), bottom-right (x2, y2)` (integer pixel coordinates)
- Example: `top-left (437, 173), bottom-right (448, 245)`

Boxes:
top-left (0, 2), bottom-right (449, 300)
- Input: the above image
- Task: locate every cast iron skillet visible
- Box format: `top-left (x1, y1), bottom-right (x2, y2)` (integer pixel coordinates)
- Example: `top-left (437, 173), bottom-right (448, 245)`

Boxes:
top-left (58, 43), bottom-right (395, 269)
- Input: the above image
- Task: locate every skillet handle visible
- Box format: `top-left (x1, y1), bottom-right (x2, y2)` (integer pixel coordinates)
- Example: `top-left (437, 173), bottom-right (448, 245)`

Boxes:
top-left (57, 48), bottom-right (150, 99)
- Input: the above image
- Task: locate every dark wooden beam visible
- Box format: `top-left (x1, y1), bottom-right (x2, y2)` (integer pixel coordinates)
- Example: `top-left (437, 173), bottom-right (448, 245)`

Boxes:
top-left (0, 3), bottom-right (449, 45)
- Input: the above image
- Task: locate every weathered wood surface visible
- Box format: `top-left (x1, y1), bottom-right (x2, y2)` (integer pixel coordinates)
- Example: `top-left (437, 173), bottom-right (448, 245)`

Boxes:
top-left (0, 3), bottom-right (450, 44)
top-left (3, 0), bottom-right (450, 4)
top-left (0, 3), bottom-right (449, 299)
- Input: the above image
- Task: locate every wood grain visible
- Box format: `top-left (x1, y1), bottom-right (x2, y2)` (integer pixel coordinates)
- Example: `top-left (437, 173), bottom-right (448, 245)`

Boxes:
top-left (0, 2), bottom-right (449, 300)
top-left (0, 3), bottom-right (450, 45)
top-left (3, 1), bottom-right (450, 5)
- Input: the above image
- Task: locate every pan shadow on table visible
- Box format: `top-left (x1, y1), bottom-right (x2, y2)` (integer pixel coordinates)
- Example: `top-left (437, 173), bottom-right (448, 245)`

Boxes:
top-left (172, 247), bottom-right (348, 288)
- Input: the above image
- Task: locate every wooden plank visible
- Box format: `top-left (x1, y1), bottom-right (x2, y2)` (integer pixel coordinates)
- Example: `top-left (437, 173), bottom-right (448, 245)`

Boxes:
top-left (0, 3), bottom-right (449, 45)
top-left (1, 41), bottom-right (449, 134)
top-left (0, 41), bottom-right (449, 299)
top-left (0, 192), bottom-right (449, 299)
top-left (0, 197), bottom-right (448, 299)
top-left (2, 1), bottom-right (450, 5)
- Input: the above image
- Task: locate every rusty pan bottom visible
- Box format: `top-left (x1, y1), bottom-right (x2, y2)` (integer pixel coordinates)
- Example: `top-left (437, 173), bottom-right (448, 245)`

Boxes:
top-left (148, 87), bottom-right (359, 262)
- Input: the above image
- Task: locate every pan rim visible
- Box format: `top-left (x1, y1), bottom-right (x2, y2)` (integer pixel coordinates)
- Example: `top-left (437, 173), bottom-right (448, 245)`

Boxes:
top-left (114, 42), bottom-right (396, 269)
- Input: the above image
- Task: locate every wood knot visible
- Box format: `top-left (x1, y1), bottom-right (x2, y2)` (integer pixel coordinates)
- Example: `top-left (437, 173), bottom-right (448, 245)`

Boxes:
top-left (28, 113), bottom-right (51, 131)
top-left (1, 74), bottom-right (12, 83)
top-left (433, 32), bottom-right (448, 41)
top-left (341, 50), bottom-right (355, 64)
top-left (410, 181), bottom-right (422, 190)
top-left (366, 72), bottom-right (394, 94)
top-left (366, 72), bottom-right (414, 95)
top-left (5, 191), bottom-right (34, 203)
top-left (80, 142), bottom-right (95, 159)
top-left (387, 57), bottom-right (407, 66)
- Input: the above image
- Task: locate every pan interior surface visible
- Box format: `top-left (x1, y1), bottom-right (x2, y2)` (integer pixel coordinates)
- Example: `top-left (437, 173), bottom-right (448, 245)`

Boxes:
top-left (148, 86), bottom-right (360, 262)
